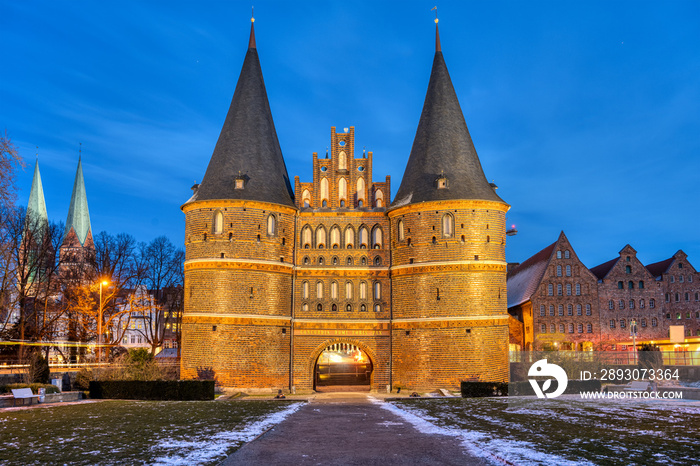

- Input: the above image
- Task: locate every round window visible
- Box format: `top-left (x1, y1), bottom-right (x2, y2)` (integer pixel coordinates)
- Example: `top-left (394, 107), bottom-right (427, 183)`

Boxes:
top-left (321, 166), bottom-right (327, 172)
top-left (339, 141), bottom-right (346, 147)
top-left (357, 166), bottom-right (364, 172)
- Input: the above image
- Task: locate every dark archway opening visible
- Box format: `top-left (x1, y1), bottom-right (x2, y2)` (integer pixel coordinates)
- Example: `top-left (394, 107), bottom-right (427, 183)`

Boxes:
top-left (314, 343), bottom-right (372, 392)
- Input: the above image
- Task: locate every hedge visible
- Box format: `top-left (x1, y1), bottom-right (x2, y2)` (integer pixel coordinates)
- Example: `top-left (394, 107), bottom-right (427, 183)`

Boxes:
top-left (0, 383), bottom-right (60, 395)
top-left (89, 380), bottom-right (215, 400)
top-left (461, 380), bottom-right (602, 397)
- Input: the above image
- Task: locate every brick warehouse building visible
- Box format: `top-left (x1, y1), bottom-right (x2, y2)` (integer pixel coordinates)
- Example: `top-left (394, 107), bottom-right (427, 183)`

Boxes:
top-left (180, 19), bottom-right (510, 392)
top-left (508, 233), bottom-right (700, 352)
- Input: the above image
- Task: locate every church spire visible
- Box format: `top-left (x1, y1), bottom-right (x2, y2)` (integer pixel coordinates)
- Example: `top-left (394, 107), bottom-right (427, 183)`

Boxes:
top-left (189, 16), bottom-right (294, 207)
top-left (26, 160), bottom-right (49, 234)
top-left (63, 156), bottom-right (92, 246)
top-left (391, 19), bottom-right (505, 208)
top-left (249, 12), bottom-right (256, 49)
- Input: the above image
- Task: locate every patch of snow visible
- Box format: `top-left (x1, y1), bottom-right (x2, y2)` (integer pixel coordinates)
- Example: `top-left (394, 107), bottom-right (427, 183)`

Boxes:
top-left (150, 402), bottom-right (302, 465)
top-left (378, 399), bottom-right (592, 466)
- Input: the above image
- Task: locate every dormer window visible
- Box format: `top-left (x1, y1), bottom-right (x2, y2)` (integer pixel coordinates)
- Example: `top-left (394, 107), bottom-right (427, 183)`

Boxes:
top-left (233, 172), bottom-right (248, 189)
top-left (436, 174), bottom-right (448, 189)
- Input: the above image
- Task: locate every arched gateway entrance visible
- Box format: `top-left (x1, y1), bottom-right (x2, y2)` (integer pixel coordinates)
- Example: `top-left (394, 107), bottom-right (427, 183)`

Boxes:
top-left (313, 342), bottom-right (373, 391)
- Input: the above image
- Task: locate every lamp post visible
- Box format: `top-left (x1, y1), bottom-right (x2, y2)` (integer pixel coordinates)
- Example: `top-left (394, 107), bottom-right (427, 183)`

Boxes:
top-left (630, 319), bottom-right (638, 364)
top-left (98, 279), bottom-right (110, 363)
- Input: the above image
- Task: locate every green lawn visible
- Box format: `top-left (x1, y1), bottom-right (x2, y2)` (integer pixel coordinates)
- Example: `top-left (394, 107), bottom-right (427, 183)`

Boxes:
top-left (0, 400), bottom-right (301, 465)
top-left (391, 397), bottom-right (700, 465)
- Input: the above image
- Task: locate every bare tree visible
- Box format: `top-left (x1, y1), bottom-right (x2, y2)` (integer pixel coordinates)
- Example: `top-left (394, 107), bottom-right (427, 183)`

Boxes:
top-left (0, 130), bottom-right (25, 210)
top-left (0, 207), bottom-right (65, 361)
top-left (136, 236), bottom-right (184, 354)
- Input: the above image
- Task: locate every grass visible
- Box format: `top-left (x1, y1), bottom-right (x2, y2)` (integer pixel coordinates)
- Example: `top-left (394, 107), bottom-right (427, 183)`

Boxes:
top-left (0, 399), bottom-right (301, 465)
top-left (391, 397), bottom-right (700, 465)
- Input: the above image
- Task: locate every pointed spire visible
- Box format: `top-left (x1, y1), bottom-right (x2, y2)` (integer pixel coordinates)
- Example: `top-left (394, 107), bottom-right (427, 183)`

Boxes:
top-left (249, 11), bottom-right (256, 49)
top-left (64, 156), bottom-right (92, 246)
top-left (391, 19), bottom-right (505, 208)
top-left (26, 160), bottom-right (49, 236)
top-left (190, 17), bottom-right (294, 207)
top-left (435, 20), bottom-right (441, 52)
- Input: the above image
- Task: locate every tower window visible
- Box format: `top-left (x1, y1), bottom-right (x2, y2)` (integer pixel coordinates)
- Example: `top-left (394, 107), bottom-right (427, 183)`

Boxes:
top-left (442, 213), bottom-right (454, 238)
top-left (398, 219), bottom-right (405, 241)
top-left (266, 214), bottom-right (276, 236)
top-left (213, 210), bottom-right (223, 235)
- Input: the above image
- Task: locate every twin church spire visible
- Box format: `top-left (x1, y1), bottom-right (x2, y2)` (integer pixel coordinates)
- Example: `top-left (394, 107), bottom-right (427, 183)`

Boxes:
top-left (25, 155), bottom-right (92, 248)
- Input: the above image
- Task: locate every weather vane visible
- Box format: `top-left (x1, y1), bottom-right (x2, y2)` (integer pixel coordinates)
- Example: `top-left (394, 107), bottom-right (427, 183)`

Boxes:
top-left (431, 6), bottom-right (438, 23)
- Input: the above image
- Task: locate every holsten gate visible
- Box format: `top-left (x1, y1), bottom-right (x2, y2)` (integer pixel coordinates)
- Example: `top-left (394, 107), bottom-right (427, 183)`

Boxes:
top-left (181, 19), bottom-right (510, 392)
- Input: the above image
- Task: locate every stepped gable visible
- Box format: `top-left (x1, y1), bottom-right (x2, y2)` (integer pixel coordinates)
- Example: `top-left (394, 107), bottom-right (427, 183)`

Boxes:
top-left (189, 19), bottom-right (294, 207)
top-left (392, 22), bottom-right (504, 208)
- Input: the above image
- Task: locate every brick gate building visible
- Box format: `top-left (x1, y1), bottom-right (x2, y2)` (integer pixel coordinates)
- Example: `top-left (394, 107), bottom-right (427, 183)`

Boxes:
top-left (181, 19), bottom-right (509, 392)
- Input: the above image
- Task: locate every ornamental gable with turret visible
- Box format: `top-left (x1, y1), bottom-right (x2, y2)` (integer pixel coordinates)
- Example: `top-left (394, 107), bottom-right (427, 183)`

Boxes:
top-left (181, 18), bottom-right (508, 393)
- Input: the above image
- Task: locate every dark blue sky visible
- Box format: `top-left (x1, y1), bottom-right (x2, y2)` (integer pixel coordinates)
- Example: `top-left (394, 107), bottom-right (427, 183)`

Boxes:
top-left (3, 1), bottom-right (699, 268)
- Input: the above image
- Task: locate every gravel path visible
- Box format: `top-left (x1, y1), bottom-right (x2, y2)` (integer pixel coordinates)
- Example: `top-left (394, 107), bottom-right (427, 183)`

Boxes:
top-left (223, 393), bottom-right (489, 465)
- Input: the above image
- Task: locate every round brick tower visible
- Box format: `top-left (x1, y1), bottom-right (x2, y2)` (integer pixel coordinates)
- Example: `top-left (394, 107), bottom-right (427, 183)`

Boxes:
top-left (181, 19), bottom-right (296, 390)
top-left (388, 22), bottom-right (510, 389)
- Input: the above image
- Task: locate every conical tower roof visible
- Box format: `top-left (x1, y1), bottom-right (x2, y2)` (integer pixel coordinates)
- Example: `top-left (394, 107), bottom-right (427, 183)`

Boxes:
top-left (189, 19), bottom-right (295, 207)
top-left (64, 157), bottom-right (92, 246)
top-left (392, 23), bottom-right (505, 208)
top-left (26, 160), bottom-right (49, 232)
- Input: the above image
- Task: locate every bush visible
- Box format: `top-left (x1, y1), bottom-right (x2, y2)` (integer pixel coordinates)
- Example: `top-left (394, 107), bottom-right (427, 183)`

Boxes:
top-left (460, 382), bottom-right (509, 397)
top-left (461, 380), bottom-right (602, 397)
top-left (1, 383), bottom-right (59, 394)
top-left (89, 380), bottom-right (215, 400)
top-left (24, 352), bottom-right (50, 384)
top-left (75, 368), bottom-right (94, 391)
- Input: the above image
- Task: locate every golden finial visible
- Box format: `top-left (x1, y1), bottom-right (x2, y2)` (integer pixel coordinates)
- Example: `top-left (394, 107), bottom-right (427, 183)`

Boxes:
top-left (431, 6), bottom-right (438, 23)
top-left (251, 6), bottom-right (255, 22)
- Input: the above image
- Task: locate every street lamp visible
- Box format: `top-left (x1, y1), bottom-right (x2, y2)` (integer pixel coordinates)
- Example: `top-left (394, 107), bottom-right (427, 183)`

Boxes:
top-left (630, 319), bottom-right (638, 364)
top-left (98, 279), bottom-right (110, 363)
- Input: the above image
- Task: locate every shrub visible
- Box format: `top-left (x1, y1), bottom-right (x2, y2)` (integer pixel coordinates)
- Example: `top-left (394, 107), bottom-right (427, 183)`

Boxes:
top-left (75, 368), bottom-right (94, 391)
top-left (1, 383), bottom-right (59, 394)
top-left (461, 380), bottom-right (602, 397)
top-left (89, 380), bottom-right (214, 400)
top-left (24, 351), bottom-right (50, 384)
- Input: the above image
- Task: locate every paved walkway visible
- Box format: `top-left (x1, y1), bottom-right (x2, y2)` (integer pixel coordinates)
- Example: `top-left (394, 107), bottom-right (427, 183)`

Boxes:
top-left (223, 392), bottom-right (489, 466)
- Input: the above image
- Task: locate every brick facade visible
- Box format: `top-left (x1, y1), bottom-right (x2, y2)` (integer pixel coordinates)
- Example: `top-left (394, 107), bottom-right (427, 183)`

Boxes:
top-left (509, 234), bottom-right (700, 352)
top-left (182, 128), bottom-right (509, 392)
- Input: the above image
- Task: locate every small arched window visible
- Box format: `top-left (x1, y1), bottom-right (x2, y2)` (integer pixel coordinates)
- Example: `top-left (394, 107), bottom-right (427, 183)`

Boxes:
top-left (302, 189), bottom-right (311, 208)
top-left (564, 250), bottom-right (570, 259)
top-left (371, 227), bottom-right (383, 249)
top-left (266, 214), bottom-right (276, 236)
top-left (442, 213), bottom-right (454, 237)
top-left (373, 282), bottom-right (381, 300)
top-left (374, 304), bottom-right (381, 312)
top-left (316, 281), bottom-right (324, 299)
top-left (356, 178), bottom-right (365, 205)
top-left (338, 151), bottom-right (347, 170)
top-left (359, 227), bottom-right (369, 248)
top-left (398, 219), bottom-right (405, 241)
top-left (316, 227), bottom-right (327, 249)
top-left (361, 304), bottom-right (367, 312)
top-left (565, 265), bottom-right (571, 276)
top-left (345, 281), bottom-right (353, 299)
top-left (331, 281), bottom-right (338, 300)
top-left (361, 256), bottom-right (367, 266)
top-left (302, 281), bottom-right (309, 299)
top-left (346, 257), bottom-right (353, 266)
top-left (330, 226), bottom-right (341, 249)
top-left (320, 178), bottom-right (329, 205)
top-left (375, 190), bottom-right (383, 208)
top-left (345, 227), bottom-right (355, 249)
top-left (302, 225), bottom-right (312, 248)
top-left (317, 303), bottom-right (323, 312)
top-left (338, 178), bottom-right (347, 205)
top-left (360, 281), bottom-right (367, 300)
top-left (213, 210), bottom-right (223, 235)
top-left (346, 303), bottom-right (352, 312)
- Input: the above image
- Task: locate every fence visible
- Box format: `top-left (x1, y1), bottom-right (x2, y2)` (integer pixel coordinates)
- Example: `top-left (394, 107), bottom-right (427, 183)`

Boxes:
top-left (510, 350), bottom-right (700, 366)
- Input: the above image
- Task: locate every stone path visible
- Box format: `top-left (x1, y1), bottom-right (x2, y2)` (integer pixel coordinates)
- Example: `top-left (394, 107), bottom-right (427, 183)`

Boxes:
top-left (223, 392), bottom-right (489, 466)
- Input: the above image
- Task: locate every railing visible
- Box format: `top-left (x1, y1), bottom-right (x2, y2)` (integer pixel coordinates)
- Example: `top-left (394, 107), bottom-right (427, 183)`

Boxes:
top-left (0, 360), bottom-right (180, 374)
top-left (510, 350), bottom-right (700, 366)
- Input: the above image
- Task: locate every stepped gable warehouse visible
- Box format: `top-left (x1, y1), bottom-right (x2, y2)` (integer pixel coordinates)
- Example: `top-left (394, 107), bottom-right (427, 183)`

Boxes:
top-left (181, 18), bottom-right (509, 392)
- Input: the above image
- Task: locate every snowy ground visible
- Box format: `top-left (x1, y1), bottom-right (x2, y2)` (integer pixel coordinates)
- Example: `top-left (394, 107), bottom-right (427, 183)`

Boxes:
top-left (387, 396), bottom-right (700, 466)
top-left (0, 400), bottom-right (302, 465)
